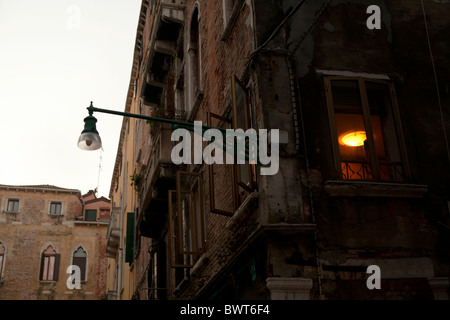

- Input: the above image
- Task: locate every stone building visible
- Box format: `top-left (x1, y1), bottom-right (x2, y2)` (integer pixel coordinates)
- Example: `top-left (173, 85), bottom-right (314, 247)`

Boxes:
top-left (107, 0), bottom-right (450, 300)
top-left (0, 185), bottom-right (109, 300)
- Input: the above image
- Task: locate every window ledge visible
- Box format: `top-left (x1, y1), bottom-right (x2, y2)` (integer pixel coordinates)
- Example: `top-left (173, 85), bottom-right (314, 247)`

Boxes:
top-left (190, 254), bottom-right (209, 278)
top-left (226, 192), bottom-right (259, 230)
top-left (324, 180), bottom-right (428, 198)
top-left (262, 223), bottom-right (317, 235)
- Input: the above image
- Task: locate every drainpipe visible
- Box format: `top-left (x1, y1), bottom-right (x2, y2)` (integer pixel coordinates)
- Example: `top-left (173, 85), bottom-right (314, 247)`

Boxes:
top-left (287, 55), bottom-right (324, 299)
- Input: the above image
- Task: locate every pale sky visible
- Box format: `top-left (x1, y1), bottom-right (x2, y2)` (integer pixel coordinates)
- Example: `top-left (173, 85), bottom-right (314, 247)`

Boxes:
top-left (0, 0), bottom-right (142, 198)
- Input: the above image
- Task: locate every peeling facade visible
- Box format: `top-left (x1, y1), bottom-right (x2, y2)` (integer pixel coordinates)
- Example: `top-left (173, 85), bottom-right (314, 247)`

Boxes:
top-left (107, 0), bottom-right (450, 300)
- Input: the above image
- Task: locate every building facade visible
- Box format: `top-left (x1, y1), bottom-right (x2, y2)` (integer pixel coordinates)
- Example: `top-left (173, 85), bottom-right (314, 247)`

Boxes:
top-left (107, 0), bottom-right (450, 300)
top-left (82, 190), bottom-right (111, 223)
top-left (0, 185), bottom-right (109, 300)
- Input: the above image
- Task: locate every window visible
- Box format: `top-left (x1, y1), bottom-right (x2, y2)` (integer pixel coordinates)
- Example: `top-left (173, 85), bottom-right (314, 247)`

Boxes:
top-left (7, 199), bottom-right (19, 213)
top-left (85, 209), bottom-right (97, 222)
top-left (0, 242), bottom-right (5, 281)
top-left (232, 77), bottom-right (257, 197)
top-left (169, 171), bottom-right (206, 268)
top-left (49, 201), bottom-right (62, 215)
top-left (209, 77), bottom-right (257, 216)
top-left (208, 112), bottom-right (237, 216)
top-left (187, 6), bottom-right (202, 114)
top-left (148, 241), bottom-right (167, 300)
top-left (72, 246), bottom-right (87, 282)
top-left (325, 77), bottom-right (408, 181)
top-left (39, 245), bottom-right (60, 282)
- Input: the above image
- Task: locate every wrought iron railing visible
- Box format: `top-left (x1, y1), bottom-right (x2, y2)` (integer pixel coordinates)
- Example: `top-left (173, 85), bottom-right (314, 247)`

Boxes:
top-left (341, 160), bottom-right (405, 182)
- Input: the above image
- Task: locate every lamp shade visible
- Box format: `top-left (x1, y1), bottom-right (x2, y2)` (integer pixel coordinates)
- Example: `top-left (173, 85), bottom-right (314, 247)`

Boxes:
top-left (78, 132), bottom-right (102, 150)
top-left (78, 114), bottom-right (102, 151)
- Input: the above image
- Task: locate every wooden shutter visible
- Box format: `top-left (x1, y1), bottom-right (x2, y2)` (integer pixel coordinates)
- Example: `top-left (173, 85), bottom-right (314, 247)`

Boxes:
top-left (125, 212), bottom-right (135, 264)
top-left (39, 254), bottom-right (46, 281)
top-left (53, 254), bottom-right (61, 281)
top-left (85, 210), bottom-right (97, 221)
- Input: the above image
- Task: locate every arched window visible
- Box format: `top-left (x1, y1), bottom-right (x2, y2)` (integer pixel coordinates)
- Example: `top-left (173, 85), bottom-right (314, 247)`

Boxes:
top-left (39, 245), bottom-right (60, 281)
top-left (72, 246), bottom-right (88, 282)
top-left (0, 242), bottom-right (6, 281)
top-left (188, 6), bottom-right (202, 112)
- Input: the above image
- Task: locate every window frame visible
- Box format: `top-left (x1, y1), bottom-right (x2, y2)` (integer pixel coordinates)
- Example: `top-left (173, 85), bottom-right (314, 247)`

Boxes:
top-left (324, 76), bottom-right (410, 182)
top-left (187, 5), bottom-right (203, 119)
top-left (168, 171), bottom-right (206, 268)
top-left (6, 198), bottom-right (19, 213)
top-left (208, 76), bottom-right (258, 216)
top-left (207, 111), bottom-right (238, 216)
top-left (49, 201), bottom-right (62, 216)
top-left (72, 246), bottom-right (88, 282)
top-left (231, 76), bottom-right (257, 199)
top-left (39, 245), bottom-right (60, 282)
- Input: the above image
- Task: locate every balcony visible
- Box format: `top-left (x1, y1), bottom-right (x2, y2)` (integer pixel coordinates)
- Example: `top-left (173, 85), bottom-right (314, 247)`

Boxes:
top-left (138, 121), bottom-right (178, 239)
top-left (106, 207), bottom-right (121, 258)
top-left (141, 0), bottom-right (184, 107)
top-left (137, 1), bottom-right (185, 239)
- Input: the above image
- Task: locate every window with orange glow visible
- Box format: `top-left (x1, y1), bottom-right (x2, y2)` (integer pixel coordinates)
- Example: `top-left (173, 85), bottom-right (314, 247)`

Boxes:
top-left (325, 77), bottom-right (407, 181)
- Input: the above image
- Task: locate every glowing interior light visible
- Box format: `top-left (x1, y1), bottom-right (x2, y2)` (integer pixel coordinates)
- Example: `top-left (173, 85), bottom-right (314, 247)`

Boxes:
top-left (340, 131), bottom-right (367, 147)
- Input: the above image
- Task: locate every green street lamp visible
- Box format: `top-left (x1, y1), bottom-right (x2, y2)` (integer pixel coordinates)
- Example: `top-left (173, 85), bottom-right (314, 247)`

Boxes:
top-left (78, 101), bottom-right (223, 151)
top-left (77, 107), bottom-right (102, 151)
top-left (77, 102), bottom-right (271, 166)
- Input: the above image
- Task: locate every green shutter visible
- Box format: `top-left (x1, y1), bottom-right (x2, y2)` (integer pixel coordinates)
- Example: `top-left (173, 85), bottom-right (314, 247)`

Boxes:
top-left (85, 210), bottom-right (97, 221)
top-left (125, 212), bottom-right (135, 264)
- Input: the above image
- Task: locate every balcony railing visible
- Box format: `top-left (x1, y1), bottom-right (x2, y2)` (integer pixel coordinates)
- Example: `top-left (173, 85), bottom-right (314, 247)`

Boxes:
top-left (341, 160), bottom-right (405, 182)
